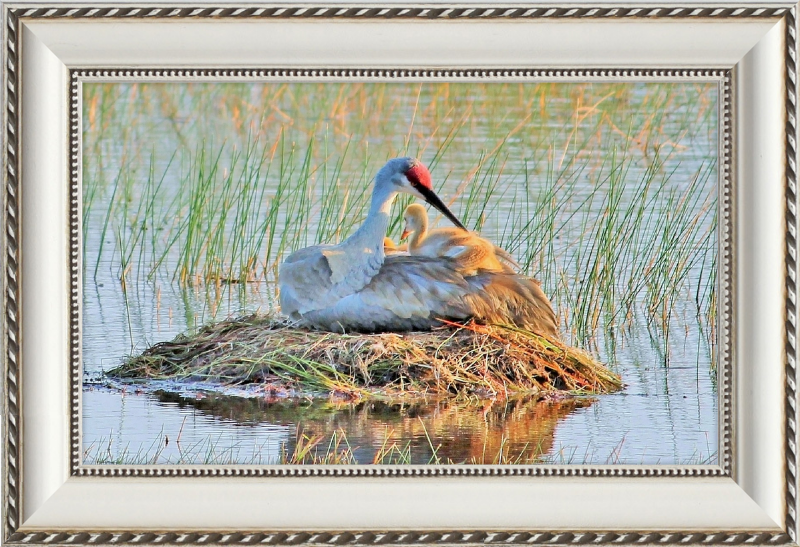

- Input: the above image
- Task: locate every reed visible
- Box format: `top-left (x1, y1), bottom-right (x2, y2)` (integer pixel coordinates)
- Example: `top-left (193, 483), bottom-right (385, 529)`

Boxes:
top-left (83, 82), bottom-right (717, 351)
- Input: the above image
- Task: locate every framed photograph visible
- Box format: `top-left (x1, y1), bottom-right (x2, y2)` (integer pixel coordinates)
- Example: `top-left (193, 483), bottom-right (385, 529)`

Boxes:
top-left (3, 0), bottom-right (797, 543)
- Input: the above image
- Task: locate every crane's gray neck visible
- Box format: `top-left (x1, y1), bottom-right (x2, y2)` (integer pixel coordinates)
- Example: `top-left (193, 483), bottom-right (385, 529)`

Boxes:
top-left (341, 184), bottom-right (396, 254)
top-left (331, 183), bottom-right (396, 292)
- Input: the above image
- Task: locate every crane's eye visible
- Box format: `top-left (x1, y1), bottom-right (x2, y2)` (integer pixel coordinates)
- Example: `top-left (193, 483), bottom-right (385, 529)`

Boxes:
top-left (410, 180), bottom-right (419, 187)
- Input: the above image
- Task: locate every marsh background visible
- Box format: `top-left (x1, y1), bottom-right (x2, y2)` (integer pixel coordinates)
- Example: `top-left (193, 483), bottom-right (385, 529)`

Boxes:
top-left (82, 81), bottom-right (718, 464)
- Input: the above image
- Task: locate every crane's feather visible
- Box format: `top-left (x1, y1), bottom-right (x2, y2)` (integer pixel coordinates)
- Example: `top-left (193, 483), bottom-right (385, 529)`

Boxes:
top-left (297, 255), bottom-right (558, 337)
top-left (278, 243), bottom-right (381, 317)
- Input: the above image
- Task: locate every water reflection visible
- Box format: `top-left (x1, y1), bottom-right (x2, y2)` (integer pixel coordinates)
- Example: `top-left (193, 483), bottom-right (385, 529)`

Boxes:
top-left (148, 391), bottom-right (593, 464)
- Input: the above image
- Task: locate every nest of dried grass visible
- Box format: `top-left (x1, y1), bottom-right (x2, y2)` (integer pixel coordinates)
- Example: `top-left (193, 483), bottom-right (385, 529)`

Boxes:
top-left (109, 315), bottom-right (622, 398)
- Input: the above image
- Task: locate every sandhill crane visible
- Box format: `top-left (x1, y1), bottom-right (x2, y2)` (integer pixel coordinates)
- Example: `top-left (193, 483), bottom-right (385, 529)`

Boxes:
top-left (401, 203), bottom-right (519, 275)
top-left (278, 157), bottom-right (559, 337)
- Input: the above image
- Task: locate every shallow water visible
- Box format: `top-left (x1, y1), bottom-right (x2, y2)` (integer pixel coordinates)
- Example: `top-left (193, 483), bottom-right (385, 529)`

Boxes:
top-left (82, 82), bottom-right (718, 465)
top-left (82, 276), bottom-right (716, 464)
top-left (83, 388), bottom-right (595, 464)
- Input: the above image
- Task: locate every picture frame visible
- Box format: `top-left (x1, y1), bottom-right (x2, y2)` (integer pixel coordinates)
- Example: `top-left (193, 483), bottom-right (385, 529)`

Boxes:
top-left (2, 0), bottom-right (797, 543)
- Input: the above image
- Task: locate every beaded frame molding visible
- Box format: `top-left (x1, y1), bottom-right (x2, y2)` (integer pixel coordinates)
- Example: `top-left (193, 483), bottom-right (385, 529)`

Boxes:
top-left (3, 3), bottom-right (798, 545)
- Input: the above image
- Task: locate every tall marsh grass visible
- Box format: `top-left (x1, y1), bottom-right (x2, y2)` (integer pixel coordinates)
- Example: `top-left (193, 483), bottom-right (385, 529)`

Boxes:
top-left (83, 82), bottom-right (717, 352)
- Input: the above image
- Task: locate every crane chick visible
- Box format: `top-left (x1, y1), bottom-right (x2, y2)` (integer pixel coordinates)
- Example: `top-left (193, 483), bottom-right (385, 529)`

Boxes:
top-left (383, 237), bottom-right (408, 254)
top-left (401, 203), bottom-right (518, 275)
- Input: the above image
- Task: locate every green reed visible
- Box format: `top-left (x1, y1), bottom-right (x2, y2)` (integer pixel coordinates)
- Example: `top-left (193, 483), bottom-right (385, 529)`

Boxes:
top-left (83, 81), bottom-right (718, 350)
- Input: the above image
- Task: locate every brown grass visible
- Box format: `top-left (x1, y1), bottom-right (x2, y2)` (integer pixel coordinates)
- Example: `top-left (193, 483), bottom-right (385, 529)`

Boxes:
top-left (109, 315), bottom-right (623, 399)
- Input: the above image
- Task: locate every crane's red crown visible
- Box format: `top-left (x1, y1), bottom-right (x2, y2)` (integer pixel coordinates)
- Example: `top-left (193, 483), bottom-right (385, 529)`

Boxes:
top-left (405, 161), bottom-right (433, 190)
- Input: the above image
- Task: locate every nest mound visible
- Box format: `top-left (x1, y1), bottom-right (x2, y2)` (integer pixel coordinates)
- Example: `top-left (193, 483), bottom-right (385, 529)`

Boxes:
top-left (109, 315), bottom-right (622, 398)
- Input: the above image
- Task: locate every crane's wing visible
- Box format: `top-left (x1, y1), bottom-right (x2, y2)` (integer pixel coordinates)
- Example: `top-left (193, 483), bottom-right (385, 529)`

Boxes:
top-left (279, 244), bottom-right (384, 318)
top-left (300, 255), bottom-right (474, 332)
top-left (278, 245), bottom-right (335, 318)
top-left (298, 255), bottom-right (559, 338)
top-left (465, 272), bottom-right (559, 338)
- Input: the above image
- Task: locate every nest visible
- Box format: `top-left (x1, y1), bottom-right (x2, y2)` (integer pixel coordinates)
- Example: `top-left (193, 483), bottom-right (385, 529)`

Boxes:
top-left (109, 315), bottom-right (623, 399)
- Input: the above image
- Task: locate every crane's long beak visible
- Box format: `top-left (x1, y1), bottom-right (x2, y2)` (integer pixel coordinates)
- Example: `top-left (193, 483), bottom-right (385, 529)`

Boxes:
top-left (418, 186), bottom-right (467, 231)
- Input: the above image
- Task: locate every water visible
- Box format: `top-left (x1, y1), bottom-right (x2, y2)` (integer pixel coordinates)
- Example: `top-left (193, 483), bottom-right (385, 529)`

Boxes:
top-left (82, 388), bottom-right (595, 464)
top-left (82, 82), bottom-right (718, 465)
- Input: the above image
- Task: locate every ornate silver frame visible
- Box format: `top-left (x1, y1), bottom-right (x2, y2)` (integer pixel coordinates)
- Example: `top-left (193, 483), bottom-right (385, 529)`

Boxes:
top-left (3, 2), bottom-right (797, 544)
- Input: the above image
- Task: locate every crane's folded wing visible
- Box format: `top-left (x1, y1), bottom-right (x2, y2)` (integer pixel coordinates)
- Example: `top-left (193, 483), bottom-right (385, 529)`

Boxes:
top-left (278, 245), bottom-right (335, 317)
